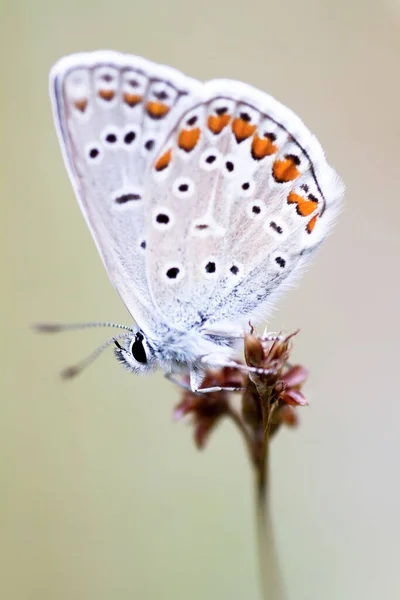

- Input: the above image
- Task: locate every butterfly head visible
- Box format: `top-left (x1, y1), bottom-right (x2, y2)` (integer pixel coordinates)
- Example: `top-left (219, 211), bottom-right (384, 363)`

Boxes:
top-left (114, 329), bottom-right (157, 374)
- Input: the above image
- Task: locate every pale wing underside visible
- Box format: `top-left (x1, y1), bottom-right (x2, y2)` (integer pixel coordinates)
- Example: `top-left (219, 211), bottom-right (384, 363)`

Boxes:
top-left (145, 80), bottom-right (344, 328)
top-left (50, 53), bottom-right (344, 336)
top-left (50, 51), bottom-right (202, 332)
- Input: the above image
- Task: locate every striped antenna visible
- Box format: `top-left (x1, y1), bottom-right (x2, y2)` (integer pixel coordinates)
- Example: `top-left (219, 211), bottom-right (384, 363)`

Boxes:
top-left (33, 321), bottom-right (134, 333)
top-left (60, 334), bottom-right (131, 379)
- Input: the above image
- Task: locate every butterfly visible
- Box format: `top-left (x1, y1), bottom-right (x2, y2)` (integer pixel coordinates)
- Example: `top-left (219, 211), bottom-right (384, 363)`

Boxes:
top-left (42, 50), bottom-right (344, 392)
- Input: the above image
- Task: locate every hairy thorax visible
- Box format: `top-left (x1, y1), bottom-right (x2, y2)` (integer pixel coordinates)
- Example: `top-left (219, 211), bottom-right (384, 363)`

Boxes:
top-left (151, 326), bottom-right (238, 373)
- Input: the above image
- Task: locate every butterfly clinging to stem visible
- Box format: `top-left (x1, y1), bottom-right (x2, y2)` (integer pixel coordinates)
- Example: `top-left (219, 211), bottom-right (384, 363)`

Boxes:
top-left (38, 51), bottom-right (344, 392)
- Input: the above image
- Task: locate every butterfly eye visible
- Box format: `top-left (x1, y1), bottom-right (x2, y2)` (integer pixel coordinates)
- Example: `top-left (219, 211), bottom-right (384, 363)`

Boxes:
top-left (130, 332), bottom-right (147, 364)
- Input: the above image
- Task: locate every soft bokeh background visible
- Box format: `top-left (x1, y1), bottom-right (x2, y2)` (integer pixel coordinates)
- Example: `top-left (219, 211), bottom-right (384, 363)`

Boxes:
top-left (2, 0), bottom-right (400, 598)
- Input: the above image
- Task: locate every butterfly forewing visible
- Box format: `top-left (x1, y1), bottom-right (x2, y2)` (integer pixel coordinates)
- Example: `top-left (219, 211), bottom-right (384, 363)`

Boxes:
top-left (50, 51), bottom-right (202, 331)
top-left (145, 80), bottom-right (344, 328)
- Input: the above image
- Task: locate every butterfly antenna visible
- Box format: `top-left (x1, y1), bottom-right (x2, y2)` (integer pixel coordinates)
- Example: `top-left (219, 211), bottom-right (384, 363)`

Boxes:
top-left (60, 334), bottom-right (130, 380)
top-left (33, 321), bottom-right (134, 333)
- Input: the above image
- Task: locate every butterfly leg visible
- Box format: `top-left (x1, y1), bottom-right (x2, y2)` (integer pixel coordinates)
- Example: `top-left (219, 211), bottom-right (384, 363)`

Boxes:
top-left (190, 368), bottom-right (245, 393)
top-left (201, 352), bottom-right (275, 379)
top-left (223, 361), bottom-right (276, 377)
top-left (194, 385), bottom-right (245, 394)
top-left (165, 372), bottom-right (243, 394)
top-left (261, 334), bottom-right (284, 342)
top-left (260, 329), bottom-right (284, 342)
top-left (165, 372), bottom-right (192, 392)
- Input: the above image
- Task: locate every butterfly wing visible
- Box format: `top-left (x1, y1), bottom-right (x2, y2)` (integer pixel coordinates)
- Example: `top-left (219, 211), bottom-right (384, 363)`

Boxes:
top-left (144, 80), bottom-right (344, 329)
top-left (50, 51), bottom-right (202, 331)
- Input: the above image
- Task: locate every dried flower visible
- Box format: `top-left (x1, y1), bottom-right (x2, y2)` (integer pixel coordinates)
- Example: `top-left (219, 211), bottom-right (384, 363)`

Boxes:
top-left (174, 368), bottom-right (244, 449)
top-left (174, 330), bottom-right (308, 453)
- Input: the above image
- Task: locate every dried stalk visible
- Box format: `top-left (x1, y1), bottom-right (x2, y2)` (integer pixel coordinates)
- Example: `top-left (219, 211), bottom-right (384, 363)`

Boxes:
top-left (174, 331), bottom-right (308, 600)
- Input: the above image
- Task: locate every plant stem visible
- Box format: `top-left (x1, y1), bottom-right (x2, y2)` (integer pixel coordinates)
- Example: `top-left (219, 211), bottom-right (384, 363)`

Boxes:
top-left (226, 397), bottom-right (287, 600)
top-left (255, 429), bottom-right (287, 600)
top-left (226, 404), bottom-right (255, 462)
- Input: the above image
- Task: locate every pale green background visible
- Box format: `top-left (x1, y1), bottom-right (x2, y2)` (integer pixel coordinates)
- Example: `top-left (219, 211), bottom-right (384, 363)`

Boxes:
top-left (1, 0), bottom-right (400, 598)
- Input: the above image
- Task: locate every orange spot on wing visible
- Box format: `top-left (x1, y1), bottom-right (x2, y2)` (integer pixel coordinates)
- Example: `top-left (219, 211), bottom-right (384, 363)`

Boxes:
top-left (178, 128), bottom-right (201, 152)
top-left (307, 215), bottom-right (318, 234)
top-left (98, 89), bottom-right (115, 101)
top-left (297, 200), bottom-right (318, 217)
top-left (287, 192), bottom-right (318, 216)
top-left (287, 192), bottom-right (303, 205)
top-left (155, 148), bottom-right (172, 171)
top-left (251, 134), bottom-right (278, 159)
top-left (273, 157), bottom-right (301, 183)
top-left (124, 93), bottom-right (142, 107)
top-left (207, 114), bottom-right (230, 134)
top-left (74, 99), bottom-right (88, 112)
top-left (232, 118), bottom-right (256, 143)
top-left (146, 101), bottom-right (170, 119)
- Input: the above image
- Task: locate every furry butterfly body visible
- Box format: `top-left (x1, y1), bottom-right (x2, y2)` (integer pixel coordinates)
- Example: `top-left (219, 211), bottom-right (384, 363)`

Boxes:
top-left (49, 51), bottom-right (344, 391)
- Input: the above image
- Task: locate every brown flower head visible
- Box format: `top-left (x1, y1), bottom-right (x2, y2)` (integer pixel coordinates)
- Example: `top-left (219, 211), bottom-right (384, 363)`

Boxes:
top-left (174, 368), bottom-right (244, 449)
top-left (174, 330), bottom-right (309, 454)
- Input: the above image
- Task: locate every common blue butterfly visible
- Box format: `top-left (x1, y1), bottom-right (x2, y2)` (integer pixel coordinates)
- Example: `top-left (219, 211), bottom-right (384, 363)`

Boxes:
top-left (43, 51), bottom-right (344, 392)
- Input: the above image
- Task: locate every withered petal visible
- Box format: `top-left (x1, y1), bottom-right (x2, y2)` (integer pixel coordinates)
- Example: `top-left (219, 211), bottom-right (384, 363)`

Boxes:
top-left (173, 396), bottom-right (198, 420)
top-left (281, 365), bottom-right (308, 387)
top-left (244, 334), bottom-right (265, 366)
top-left (282, 389), bottom-right (308, 406)
top-left (279, 405), bottom-right (299, 427)
top-left (194, 417), bottom-right (219, 449)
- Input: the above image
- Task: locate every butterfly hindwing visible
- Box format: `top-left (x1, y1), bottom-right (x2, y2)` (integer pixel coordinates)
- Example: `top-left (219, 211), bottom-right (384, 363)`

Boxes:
top-left (50, 53), bottom-right (344, 336)
top-left (50, 51), bottom-right (201, 331)
top-left (145, 80), bottom-right (344, 328)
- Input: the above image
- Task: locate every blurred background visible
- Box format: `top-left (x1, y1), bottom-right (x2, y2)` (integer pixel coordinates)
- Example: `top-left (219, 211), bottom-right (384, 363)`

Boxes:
top-left (1, 0), bottom-right (400, 598)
